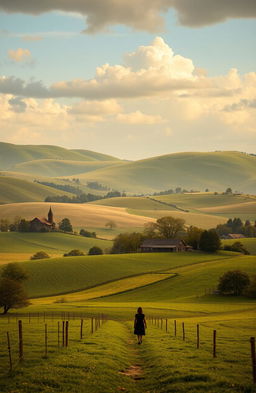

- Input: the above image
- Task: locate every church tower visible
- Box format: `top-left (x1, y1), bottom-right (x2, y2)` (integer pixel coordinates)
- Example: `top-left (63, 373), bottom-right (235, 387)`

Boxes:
top-left (48, 207), bottom-right (53, 224)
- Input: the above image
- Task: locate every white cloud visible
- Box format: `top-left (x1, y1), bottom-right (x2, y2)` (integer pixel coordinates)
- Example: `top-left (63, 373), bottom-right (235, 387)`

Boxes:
top-left (117, 111), bottom-right (164, 125)
top-left (0, 0), bottom-right (255, 32)
top-left (69, 99), bottom-right (122, 115)
top-left (8, 48), bottom-right (32, 62)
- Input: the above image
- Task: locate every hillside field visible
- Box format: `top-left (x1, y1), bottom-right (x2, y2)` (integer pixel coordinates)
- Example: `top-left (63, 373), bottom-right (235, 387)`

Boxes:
top-left (0, 176), bottom-right (73, 204)
top-left (0, 232), bottom-right (111, 264)
top-left (0, 202), bottom-right (153, 231)
top-left (0, 251), bottom-right (255, 393)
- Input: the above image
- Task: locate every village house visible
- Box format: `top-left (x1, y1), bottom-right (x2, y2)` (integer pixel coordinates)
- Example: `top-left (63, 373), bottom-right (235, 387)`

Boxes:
top-left (29, 207), bottom-right (55, 232)
top-left (221, 233), bottom-right (245, 240)
top-left (140, 238), bottom-right (191, 253)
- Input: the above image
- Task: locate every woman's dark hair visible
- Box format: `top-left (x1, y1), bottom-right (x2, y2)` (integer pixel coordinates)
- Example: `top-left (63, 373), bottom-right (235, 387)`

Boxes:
top-left (137, 307), bottom-right (143, 314)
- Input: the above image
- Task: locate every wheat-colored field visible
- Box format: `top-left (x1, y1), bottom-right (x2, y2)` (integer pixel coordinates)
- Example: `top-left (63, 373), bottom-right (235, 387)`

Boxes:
top-left (0, 202), bottom-right (153, 228)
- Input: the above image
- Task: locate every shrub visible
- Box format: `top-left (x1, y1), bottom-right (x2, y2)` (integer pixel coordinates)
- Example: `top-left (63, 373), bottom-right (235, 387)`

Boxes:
top-left (63, 249), bottom-right (85, 257)
top-left (217, 270), bottom-right (250, 296)
top-left (245, 275), bottom-right (256, 298)
top-left (31, 251), bottom-right (50, 260)
top-left (223, 241), bottom-right (250, 255)
top-left (88, 246), bottom-right (103, 255)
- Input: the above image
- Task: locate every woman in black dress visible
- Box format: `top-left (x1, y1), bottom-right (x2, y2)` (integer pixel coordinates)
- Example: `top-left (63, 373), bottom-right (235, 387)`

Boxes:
top-left (134, 307), bottom-right (147, 344)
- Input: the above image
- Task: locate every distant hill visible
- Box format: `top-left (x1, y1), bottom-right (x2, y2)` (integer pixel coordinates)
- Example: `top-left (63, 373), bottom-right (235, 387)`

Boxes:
top-left (12, 159), bottom-right (124, 177)
top-left (0, 142), bottom-right (121, 170)
top-left (0, 176), bottom-right (73, 204)
top-left (76, 151), bottom-right (256, 194)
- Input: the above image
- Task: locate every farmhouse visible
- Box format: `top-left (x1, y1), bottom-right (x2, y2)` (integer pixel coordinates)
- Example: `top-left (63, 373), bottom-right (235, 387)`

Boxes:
top-left (221, 233), bottom-right (245, 239)
top-left (30, 207), bottom-right (55, 232)
top-left (140, 239), bottom-right (189, 252)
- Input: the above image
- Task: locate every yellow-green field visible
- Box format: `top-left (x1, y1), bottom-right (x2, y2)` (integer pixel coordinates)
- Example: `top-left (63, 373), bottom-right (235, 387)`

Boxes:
top-left (0, 250), bottom-right (255, 393)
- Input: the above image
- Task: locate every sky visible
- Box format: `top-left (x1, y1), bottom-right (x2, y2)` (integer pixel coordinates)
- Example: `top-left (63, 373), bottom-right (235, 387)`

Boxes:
top-left (0, 0), bottom-right (256, 160)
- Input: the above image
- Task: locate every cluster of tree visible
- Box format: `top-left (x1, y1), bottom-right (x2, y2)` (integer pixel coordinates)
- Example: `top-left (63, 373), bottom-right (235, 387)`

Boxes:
top-left (63, 247), bottom-right (103, 256)
top-left (45, 193), bottom-right (103, 203)
top-left (152, 187), bottom-right (199, 196)
top-left (80, 229), bottom-right (96, 238)
top-left (86, 181), bottom-right (110, 191)
top-left (35, 181), bottom-right (82, 195)
top-left (0, 217), bottom-right (32, 232)
top-left (45, 190), bottom-right (126, 204)
top-left (216, 218), bottom-right (256, 237)
top-left (0, 264), bottom-right (29, 314)
top-left (217, 270), bottom-right (256, 297)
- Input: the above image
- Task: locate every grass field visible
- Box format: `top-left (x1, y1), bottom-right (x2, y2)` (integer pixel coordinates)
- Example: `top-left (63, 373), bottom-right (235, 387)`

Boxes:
top-left (0, 249), bottom-right (255, 392)
top-left (12, 159), bottom-right (125, 177)
top-left (0, 232), bottom-right (111, 264)
top-left (75, 151), bottom-right (256, 194)
top-left (0, 202), bottom-right (152, 232)
top-left (0, 177), bottom-right (73, 204)
top-left (222, 238), bottom-right (256, 255)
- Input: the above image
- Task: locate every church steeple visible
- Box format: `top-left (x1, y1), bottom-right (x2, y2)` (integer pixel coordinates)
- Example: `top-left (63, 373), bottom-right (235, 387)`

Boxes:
top-left (48, 207), bottom-right (53, 224)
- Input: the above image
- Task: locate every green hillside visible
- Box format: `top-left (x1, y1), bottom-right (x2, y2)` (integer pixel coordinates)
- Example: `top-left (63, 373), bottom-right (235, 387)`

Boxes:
top-left (222, 238), bottom-right (256, 255)
top-left (12, 159), bottom-right (124, 177)
top-left (0, 142), bottom-right (121, 170)
top-left (0, 232), bottom-right (111, 254)
top-left (0, 252), bottom-right (232, 298)
top-left (95, 254), bottom-right (256, 303)
top-left (0, 176), bottom-right (73, 204)
top-left (77, 151), bottom-right (256, 194)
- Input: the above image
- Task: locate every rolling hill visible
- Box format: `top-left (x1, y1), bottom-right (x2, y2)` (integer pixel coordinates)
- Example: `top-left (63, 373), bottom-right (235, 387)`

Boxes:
top-left (0, 142), bottom-right (121, 170)
top-left (11, 159), bottom-right (124, 177)
top-left (0, 176), bottom-right (73, 204)
top-left (76, 151), bottom-right (256, 194)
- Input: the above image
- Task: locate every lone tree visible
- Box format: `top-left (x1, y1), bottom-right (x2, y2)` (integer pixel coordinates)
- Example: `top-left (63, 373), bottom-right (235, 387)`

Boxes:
top-left (218, 270), bottom-right (250, 296)
top-left (0, 264), bottom-right (29, 314)
top-left (59, 218), bottom-right (73, 232)
top-left (186, 226), bottom-right (204, 250)
top-left (199, 229), bottom-right (221, 252)
top-left (105, 220), bottom-right (117, 230)
top-left (147, 216), bottom-right (185, 239)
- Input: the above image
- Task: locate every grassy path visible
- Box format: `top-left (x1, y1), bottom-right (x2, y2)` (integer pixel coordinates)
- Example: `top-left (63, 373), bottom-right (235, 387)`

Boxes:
top-left (0, 318), bottom-right (255, 392)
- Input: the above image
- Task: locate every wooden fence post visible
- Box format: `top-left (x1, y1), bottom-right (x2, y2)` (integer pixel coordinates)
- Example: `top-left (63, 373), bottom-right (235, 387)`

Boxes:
top-left (250, 337), bottom-right (256, 384)
top-left (7, 332), bottom-right (12, 372)
top-left (80, 319), bottom-right (84, 340)
top-left (65, 321), bottom-right (69, 347)
top-left (174, 320), bottom-right (177, 337)
top-left (182, 322), bottom-right (185, 341)
top-left (62, 321), bottom-right (65, 347)
top-left (161, 319), bottom-right (163, 330)
top-left (18, 320), bottom-right (23, 362)
top-left (213, 330), bottom-right (217, 358)
top-left (58, 322), bottom-right (60, 347)
top-left (197, 324), bottom-right (200, 349)
top-left (44, 324), bottom-right (48, 358)
top-left (166, 318), bottom-right (168, 333)
top-left (91, 317), bottom-right (94, 334)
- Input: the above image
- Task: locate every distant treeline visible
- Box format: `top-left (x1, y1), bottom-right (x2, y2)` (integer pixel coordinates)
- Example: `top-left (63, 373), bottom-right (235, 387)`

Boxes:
top-left (44, 190), bottom-right (126, 203)
top-left (216, 218), bottom-right (256, 237)
top-left (35, 181), bottom-right (82, 195)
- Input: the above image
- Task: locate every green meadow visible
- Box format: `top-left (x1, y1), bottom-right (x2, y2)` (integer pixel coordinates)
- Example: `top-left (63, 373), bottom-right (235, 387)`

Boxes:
top-left (0, 250), bottom-right (255, 392)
